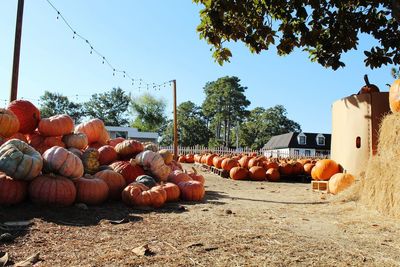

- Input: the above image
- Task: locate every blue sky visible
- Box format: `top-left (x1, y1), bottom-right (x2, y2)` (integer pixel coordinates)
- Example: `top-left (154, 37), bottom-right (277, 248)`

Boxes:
top-left (0, 1), bottom-right (396, 133)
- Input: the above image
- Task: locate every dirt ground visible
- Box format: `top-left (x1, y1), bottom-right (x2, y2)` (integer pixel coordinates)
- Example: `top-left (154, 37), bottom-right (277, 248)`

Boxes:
top-left (1, 164), bottom-right (400, 267)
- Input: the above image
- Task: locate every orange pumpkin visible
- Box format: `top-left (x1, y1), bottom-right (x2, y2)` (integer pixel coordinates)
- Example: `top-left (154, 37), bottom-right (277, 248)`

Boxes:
top-left (107, 137), bottom-right (125, 147)
top-left (62, 133), bottom-right (88, 149)
top-left (29, 174), bottom-right (76, 207)
top-left (264, 161), bottom-right (279, 170)
top-left (249, 166), bottom-right (266, 181)
top-left (160, 182), bottom-right (180, 202)
top-left (205, 154), bottom-right (217, 166)
top-left (178, 180), bottom-right (205, 201)
top-left (328, 173), bottom-right (355, 195)
top-left (178, 155), bottom-right (186, 163)
top-left (248, 158), bottom-right (263, 168)
top-left (279, 163), bottom-right (293, 176)
top-left (38, 114), bottom-right (74, 137)
top-left (0, 109), bottom-right (20, 138)
top-left (229, 167), bottom-right (249, 180)
top-left (7, 100), bottom-right (40, 134)
top-left (358, 74), bottom-right (380, 94)
top-left (95, 170), bottom-right (126, 200)
top-left (186, 167), bottom-right (205, 185)
top-left (122, 182), bottom-right (167, 208)
top-left (311, 159), bottom-right (340, 181)
top-left (221, 158), bottom-right (239, 171)
top-left (266, 168), bottom-right (280, 182)
top-left (110, 161), bottom-right (145, 184)
top-left (213, 156), bottom-right (225, 169)
top-left (303, 163), bottom-right (315, 175)
top-left (168, 170), bottom-right (192, 184)
top-left (185, 154), bottom-right (194, 163)
top-left (6, 133), bottom-right (28, 143)
top-left (75, 119), bottom-right (107, 144)
top-left (389, 79), bottom-right (400, 113)
top-left (115, 139), bottom-right (144, 159)
top-left (0, 172), bottom-right (27, 205)
top-left (74, 175), bottom-right (109, 205)
top-left (291, 162), bottom-right (304, 176)
top-left (238, 156), bottom-right (252, 168)
top-left (42, 146), bottom-right (84, 178)
top-left (98, 145), bottom-right (118, 165)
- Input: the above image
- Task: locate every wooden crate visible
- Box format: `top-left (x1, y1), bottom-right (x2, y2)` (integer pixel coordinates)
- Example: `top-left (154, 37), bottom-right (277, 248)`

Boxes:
top-left (311, 180), bottom-right (329, 193)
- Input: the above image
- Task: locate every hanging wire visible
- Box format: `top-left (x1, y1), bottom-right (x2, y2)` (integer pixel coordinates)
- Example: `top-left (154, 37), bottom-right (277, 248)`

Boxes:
top-left (45, 0), bottom-right (173, 91)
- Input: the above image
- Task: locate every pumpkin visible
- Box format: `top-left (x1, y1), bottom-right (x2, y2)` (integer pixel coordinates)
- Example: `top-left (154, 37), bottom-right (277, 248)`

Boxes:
top-left (167, 160), bottom-right (183, 172)
top-left (7, 100), bottom-right (40, 134)
top-left (159, 149), bottom-right (173, 164)
top-left (38, 114), bottom-right (74, 137)
top-left (110, 161), bottom-right (145, 184)
top-left (266, 168), bottom-right (280, 182)
top-left (135, 151), bottom-right (170, 182)
top-left (168, 170), bottom-right (192, 184)
top-left (279, 163), bottom-right (293, 176)
top-left (94, 170), bottom-right (126, 200)
top-left (82, 148), bottom-right (100, 174)
top-left (115, 139), bottom-right (144, 159)
top-left (248, 158), bottom-right (263, 168)
top-left (0, 172), bottom-right (27, 205)
top-left (62, 133), bottom-right (88, 149)
top-left (238, 156), bottom-right (252, 168)
top-left (28, 174), bottom-right (76, 207)
top-left (143, 142), bottom-right (158, 152)
top-left (0, 139), bottom-right (43, 180)
top-left (185, 154), bottom-right (194, 163)
top-left (68, 147), bottom-right (83, 158)
top-left (107, 137), bottom-right (125, 147)
top-left (292, 162), bottom-right (304, 175)
top-left (212, 156), bottom-right (222, 168)
top-left (7, 133), bottom-right (28, 143)
top-left (0, 109), bottom-right (20, 138)
top-left (25, 130), bottom-right (43, 148)
top-left (389, 79), bottom-right (400, 113)
top-left (358, 74), bottom-right (380, 94)
top-left (221, 158), bottom-right (239, 171)
top-left (33, 136), bottom-right (65, 155)
top-left (160, 182), bottom-right (180, 202)
top-left (264, 161), bottom-right (279, 170)
top-left (178, 180), bottom-right (205, 201)
top-left (136, 174), bottom-right (157, 188)
top-left (122, 182), bottom-right (167, 208)
top-left (303, 163), bottom-right (315, 175)
top-left (328, 173), bottom-right (355, 195)
top-left (97, 129), bottom-right (110, 145)
top-left (75, 119), bottom-right (107, 144)
top-left (42, 146), bottom-right (84, 179)
top-left (88, 142), bottom-right (104, 149)
top-left (98, 145), bottom-right (117, 165)
top-left (249, 166), bottom-right (266, 181)
top-left (186, 167), bottom-right (205, 185)
top-left (74, 175), bottom-right (109, 205)
top-left (229, 167), bottom-right (249, 180)
top-left (205, 154), bottom-right (217, 166)
top-left (178, 156), bottom-right (186, 163)
top-left (311, 159), bottom-right (340, 181)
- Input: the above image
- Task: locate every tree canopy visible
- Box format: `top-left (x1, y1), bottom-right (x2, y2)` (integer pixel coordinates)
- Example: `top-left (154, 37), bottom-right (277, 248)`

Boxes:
top-left (131, 93), bottom-right (167, 133)
top-left (39, 91), bottom-right (83, 123)
top-left (194, 0), bottom-right (400, 70)
top-left (84, 87), bottom-right (131, 126)
top-left (239, 105), bottom-right (301, 150)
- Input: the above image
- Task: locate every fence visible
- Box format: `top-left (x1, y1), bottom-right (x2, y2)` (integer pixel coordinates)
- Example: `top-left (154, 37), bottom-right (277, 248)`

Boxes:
top-left (158, 145), bottom-right (330, 159)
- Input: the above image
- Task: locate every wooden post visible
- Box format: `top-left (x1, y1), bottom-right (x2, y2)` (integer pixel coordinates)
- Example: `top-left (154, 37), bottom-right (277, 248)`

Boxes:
top-left (173, 80), bottom-right (178, 160)
top-left (10, 0), bottom-right (25, 102)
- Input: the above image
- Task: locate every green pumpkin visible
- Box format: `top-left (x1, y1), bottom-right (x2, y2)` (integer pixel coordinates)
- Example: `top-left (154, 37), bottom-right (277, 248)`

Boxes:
top-left (0, 139), bottom-right (43, 180)
top-left (135, 175), bottom-right (157, 188)
top-left (82, 148), bottom-right (100, 174)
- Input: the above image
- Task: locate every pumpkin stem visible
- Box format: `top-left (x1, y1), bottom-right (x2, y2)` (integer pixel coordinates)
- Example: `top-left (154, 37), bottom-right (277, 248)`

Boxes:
top-left (364, 74), bottom-right (370, 86)
top-left (191, 166), bottom-right (197, 174)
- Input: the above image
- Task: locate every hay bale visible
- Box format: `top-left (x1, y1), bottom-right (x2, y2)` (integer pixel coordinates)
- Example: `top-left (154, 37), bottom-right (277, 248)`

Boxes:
top-left (347, 112), bottom-right (400, 218)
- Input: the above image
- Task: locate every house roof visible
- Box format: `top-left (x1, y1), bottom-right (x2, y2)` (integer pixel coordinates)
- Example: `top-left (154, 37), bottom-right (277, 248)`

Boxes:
top-left (263, 132), bottom-right (331, 150)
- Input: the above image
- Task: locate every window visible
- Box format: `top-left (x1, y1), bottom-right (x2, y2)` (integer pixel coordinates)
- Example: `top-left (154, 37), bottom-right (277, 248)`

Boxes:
top-left (305, 150), bottom-right (311, 156)
top-left (116, 131), bottom-right (128, 138)
top-left (297, 133), bottom-right (306, 145)
top-left (316, 134), bottom-right (325, 146)
top-left (294, 149), bottom-right (300, 155)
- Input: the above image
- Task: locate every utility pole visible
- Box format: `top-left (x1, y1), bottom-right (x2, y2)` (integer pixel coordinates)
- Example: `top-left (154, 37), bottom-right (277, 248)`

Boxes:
top-left (172, 80), bottom-right (178, 160)
top-left (10, 0), bottom-right (25, 102)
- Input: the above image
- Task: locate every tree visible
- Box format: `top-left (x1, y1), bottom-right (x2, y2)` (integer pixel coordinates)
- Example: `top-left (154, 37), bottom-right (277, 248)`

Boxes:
top-left (194, 0), bottom-right (400, 70)
top-left (160, 101), bottom-right (212, 146)
top-left (391, 67), bottom-right (400, 79)
top-left (83, 88), bottom-right (131, 126)
top-left (131, 93), bottom-right (167, 132)
top-left (39, 91), bottom-right (83, 123)
top-left (202, 76), bottom-right (250, 147)
top-left (239, 105), bottom-right (301, 150)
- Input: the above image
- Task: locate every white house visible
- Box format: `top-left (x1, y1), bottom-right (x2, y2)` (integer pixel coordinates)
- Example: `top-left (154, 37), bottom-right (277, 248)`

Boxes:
top-left (105, 126), bottom-right (158, 143)
top-left (262, 132), bottom-right (331, 158)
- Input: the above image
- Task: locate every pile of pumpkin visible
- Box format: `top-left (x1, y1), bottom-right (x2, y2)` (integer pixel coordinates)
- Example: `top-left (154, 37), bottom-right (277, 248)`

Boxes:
top-left (0, 100), bottom-right (205, 208)
top-left (190, 153), bottom-right (354, 194)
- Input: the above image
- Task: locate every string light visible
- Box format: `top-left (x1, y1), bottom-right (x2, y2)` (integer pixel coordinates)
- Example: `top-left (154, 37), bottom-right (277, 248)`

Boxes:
top-left (45, 0), bottom-right (173, 92)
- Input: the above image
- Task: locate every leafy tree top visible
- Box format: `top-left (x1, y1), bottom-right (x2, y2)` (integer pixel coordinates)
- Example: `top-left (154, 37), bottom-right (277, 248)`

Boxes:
top-left (194, 0), bottom-right (400, 70)
top-left (131, 93), bottom-right (167, 132)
